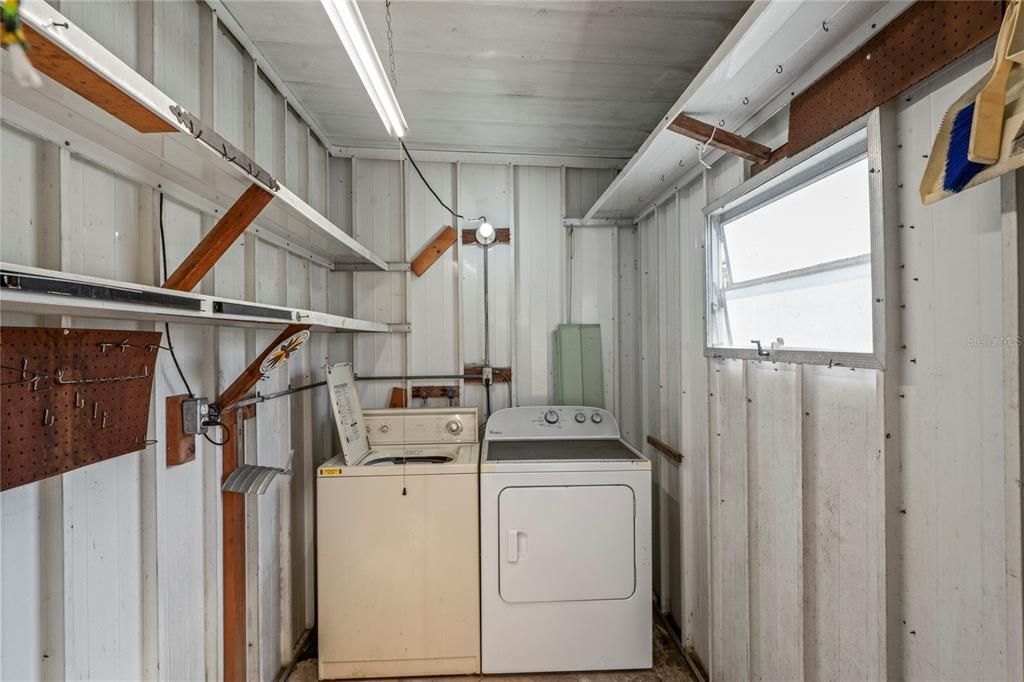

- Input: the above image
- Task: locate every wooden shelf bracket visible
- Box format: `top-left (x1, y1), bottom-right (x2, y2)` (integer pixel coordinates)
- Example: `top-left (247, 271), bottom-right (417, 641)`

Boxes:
top-left (667, 114), bottom-right (772, 163)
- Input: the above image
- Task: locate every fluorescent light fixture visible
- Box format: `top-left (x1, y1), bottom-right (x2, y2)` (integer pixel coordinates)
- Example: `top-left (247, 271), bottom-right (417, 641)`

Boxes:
top-left (474, 219), bottom-right (495, 245)
top-left (320, 0), bottom-right (408, 138)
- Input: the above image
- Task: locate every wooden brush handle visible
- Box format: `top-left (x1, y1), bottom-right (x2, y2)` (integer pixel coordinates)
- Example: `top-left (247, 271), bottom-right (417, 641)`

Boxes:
top-left (970, 1), bottom-right (1019, 163)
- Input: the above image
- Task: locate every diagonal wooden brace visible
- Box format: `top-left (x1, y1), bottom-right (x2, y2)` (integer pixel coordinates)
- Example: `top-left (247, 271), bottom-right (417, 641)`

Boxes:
top-left (667, 114), bottom-right (772, 163)
top-left (410, 226), bottom-right (458, 277)
top-left (163, 184), bottom-right (273, 292)
top-left (215, 323), bottom-right (310, 411)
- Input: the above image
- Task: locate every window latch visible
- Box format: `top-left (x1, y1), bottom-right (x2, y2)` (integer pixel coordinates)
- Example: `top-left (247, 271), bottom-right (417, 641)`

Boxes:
top-left (751, 339), bottom-right (770, 357)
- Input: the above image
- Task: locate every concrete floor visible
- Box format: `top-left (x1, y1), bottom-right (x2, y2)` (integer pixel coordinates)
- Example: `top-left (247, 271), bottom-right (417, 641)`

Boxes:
top-left (288, 619), bottom-right (698, 682)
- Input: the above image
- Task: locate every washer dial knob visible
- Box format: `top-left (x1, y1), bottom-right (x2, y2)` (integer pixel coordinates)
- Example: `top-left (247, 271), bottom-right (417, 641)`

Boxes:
top-left (544, 409), bottom-right (559, 424)
top-left (575, 411), bottom-right (587, 423)
top-left (591, 412), bottom-right (603, 424)
top-left (445, 419), bottom-right (463, 435)
top-left (380, 424), bottom-right (391, 433)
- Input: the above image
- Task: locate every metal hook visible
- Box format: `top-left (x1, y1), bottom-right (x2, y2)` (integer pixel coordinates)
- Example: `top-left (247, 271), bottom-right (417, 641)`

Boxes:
top-left (75, 392), bottom-right (85, 408)
top-left (101, 412), bottom-right (109, 429)
top-left (751, 339), bottom-right (770, 357)
top-left (42, 409), bottom-right (55, 427)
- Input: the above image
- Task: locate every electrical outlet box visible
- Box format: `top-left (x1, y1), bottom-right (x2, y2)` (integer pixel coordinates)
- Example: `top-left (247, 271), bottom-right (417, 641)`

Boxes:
top-left (182, 397), bottom-right (210, 435)
top-left (482, 366), bottom-right (493, 384)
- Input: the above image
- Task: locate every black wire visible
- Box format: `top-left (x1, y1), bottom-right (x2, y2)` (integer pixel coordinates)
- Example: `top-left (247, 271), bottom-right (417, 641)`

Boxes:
top-left (401, 140), bottom-right (465, 220)
top-left (494, 369), bottom-right (513, 407)
top-left (202, 422), bottom-right (231, 447)
top-left (158, 193), bottom-right (194, 398)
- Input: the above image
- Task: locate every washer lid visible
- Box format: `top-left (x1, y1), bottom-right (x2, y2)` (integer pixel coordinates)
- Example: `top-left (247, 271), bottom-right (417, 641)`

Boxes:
top-left (325, 362), bottom-right (369, 465)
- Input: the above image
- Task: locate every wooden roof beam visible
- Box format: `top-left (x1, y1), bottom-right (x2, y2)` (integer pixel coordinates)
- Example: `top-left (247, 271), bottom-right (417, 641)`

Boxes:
top-left (667, 114), bottom-right (772, 163)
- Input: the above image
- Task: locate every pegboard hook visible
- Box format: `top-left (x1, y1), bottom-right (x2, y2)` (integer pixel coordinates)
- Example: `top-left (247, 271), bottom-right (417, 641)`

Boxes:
top-left (42, 409), bottom-right (55, 427)
top-left (74, 392), bottom-right (85, 408)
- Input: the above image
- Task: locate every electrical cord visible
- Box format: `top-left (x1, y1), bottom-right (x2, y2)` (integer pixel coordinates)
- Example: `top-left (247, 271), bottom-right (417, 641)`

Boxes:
top-left (158, 193), bottom-right (195, 398)
top-left (401, 140), bottom-right (466, 220)
top-left (494, 369), bottom-right (513, 407)
top-left (202, 424), bottom-right (230, 447)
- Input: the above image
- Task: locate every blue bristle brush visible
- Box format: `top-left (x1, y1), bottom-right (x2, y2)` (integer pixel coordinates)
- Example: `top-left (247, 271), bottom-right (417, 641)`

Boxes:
top-left (942, 103), bottom-right (988, 193)
top-left (942, 2), bottom-right (1017, 194)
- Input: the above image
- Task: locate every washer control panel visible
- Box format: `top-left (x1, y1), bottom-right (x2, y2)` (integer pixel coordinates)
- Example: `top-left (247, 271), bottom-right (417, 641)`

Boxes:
top-left (485, 406), bottom-right (619, 440)
top-left (364, 407), bottom-right (478, 445)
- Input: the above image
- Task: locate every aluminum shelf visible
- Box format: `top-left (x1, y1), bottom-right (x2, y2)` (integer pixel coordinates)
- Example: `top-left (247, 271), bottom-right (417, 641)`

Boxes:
top-left (3, 0), bottom-right (386, 271)
top-left (583, 0), bottom-right (910, 222)
top-left (0, 263), bottom-right (388, 334)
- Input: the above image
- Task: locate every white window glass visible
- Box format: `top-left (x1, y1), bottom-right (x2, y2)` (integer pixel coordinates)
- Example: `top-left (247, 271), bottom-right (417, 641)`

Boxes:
top-left (707, 135), bottom-right (874, 354)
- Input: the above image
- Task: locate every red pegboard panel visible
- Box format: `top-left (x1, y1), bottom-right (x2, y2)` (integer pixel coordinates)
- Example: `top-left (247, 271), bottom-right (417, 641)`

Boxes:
top-left (1, 327), bottom-right (161, 490)
top-left (787, 1), bottom-right (1004, 158)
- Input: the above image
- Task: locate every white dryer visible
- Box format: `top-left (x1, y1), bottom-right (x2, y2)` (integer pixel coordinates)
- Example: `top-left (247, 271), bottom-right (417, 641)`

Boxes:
top-left (480, 406), bottom-right (652, 674)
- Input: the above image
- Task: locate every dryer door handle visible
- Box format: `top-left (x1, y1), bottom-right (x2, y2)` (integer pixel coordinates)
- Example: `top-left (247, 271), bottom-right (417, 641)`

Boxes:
top-left (507, 529), bottom-right (520, 562)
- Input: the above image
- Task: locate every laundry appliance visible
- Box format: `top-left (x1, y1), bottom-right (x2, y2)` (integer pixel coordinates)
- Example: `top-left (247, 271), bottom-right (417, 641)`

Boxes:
top-left (316, 363), bottom-right (480, 679)
top-left (479, 406), bottom-right (652, 674)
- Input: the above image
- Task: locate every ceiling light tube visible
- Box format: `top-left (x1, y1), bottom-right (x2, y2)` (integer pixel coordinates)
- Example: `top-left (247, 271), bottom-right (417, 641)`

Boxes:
top-left (320, 0), bottom-right (409, 138)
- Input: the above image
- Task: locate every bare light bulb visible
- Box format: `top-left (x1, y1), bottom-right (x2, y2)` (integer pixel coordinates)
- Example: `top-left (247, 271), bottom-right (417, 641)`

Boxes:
top-left (475, 220), bottom-right (496, 245)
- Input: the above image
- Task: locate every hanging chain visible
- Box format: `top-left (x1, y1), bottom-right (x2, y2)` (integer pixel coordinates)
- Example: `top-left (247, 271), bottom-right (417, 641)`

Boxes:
top-left (385, 0), bottom-right (398, 91)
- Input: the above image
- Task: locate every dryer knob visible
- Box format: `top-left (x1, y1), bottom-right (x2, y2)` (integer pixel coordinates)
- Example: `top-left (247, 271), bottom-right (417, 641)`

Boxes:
top-left (544, 409), bottom-right (559, 424)
top-left (380, 424), bottom-right (390, 433)
top-left (591, 412), bottom-right (603, 424)
top-left (575, 411), bottom-right (587, 423)
top-left (446, 419), bottom-right (463, 435)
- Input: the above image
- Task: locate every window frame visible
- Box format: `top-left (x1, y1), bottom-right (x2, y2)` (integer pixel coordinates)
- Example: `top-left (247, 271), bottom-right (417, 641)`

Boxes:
top-left (703, 111), bottom-right (889, 369)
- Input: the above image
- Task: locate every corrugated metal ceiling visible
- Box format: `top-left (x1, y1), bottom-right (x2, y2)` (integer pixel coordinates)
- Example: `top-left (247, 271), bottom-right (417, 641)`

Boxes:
top-left (220, 0), bottom-right (751, 158)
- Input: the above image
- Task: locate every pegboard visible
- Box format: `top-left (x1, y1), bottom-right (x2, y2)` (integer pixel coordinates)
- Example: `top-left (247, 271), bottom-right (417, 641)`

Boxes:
top-left (1, 327), bottom-right (161, 490)
top-left (787, 0), bottom-right (1004, 159)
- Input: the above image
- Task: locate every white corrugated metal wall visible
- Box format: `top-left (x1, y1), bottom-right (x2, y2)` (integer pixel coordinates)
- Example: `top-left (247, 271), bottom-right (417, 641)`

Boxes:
top-left (346, 161), bottom-right (620, 416)
top-left (630, 47), bottom-right (1024, 680)
top-left (0, 2), bottom-right (624, 679)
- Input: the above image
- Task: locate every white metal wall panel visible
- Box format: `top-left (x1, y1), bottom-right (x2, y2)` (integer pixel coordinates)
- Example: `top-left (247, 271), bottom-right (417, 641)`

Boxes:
top-left (152, 196), bottom-right (212, 682)
top-left (353, 159), bottom-right (405, 407)
top-left (747, 362), bottom-right (803, 682)
top-left (253, 238), bottom-right (289, 680)
top-left (406, 161), bottom-right (459, 382)
top-left (0, 124), bottom-right (60, 269)
top-left (214, 22), bottom-right (250, 153)
top-left (570, 227), bottom-right (618, 410)
top-left (677, 178), bottom-right (710, 659)
top-left (894, 58), bottom-right (1022, 681)
top-left (285, 107), bottom-right (309, 202)
top-left (254, 71), bottom-right (285, 181)
top-left (59, 0), bottom-right (138, 70)
top-left (708, 357), bottom-right (750, 681)
top-left (153, 0), bottom-right (201, 113)
top-left (564, 168), bottom-right (616, 219)
top-left (801, 365), bottom-right (885, 682)
top-left (616, 226), bottom-right (642, 449)
top-left (638, 210), bottom-right (664, 599)
top-left (514, 166), bottom-right (564, 405)
top-left (308, 136), bottom-right (328, 216)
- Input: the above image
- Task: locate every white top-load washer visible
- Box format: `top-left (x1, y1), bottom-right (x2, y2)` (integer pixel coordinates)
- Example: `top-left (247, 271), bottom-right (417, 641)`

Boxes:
top-left (316, 364), bottom-right (481, 679)
top-left (480, 406), bottom-right (652, 674)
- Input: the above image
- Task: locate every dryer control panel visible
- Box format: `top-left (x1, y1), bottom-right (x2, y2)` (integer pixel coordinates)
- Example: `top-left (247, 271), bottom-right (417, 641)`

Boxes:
top-left (485, 406), bottom-right (619, 440)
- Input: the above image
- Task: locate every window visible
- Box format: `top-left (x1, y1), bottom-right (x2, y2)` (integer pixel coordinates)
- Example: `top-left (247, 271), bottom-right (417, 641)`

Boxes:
top-left (705, 124), bottom-right (884, 366)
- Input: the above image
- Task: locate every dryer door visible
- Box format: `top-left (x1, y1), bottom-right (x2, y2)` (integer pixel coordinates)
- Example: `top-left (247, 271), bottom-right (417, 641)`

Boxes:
top-left (498, 484), bottom-right (635, 603)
